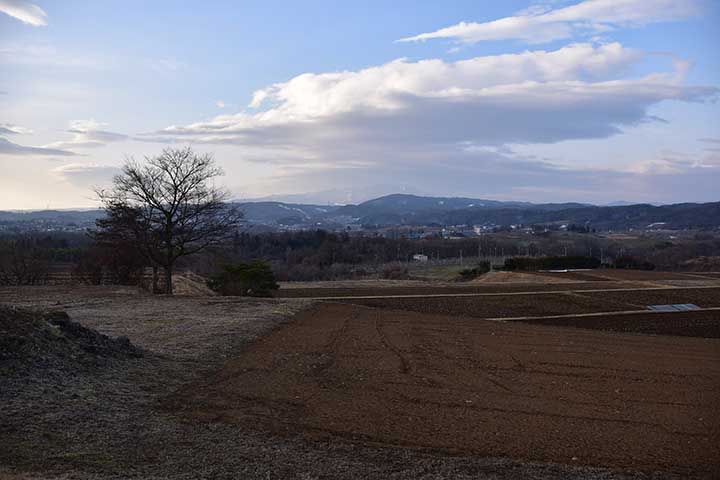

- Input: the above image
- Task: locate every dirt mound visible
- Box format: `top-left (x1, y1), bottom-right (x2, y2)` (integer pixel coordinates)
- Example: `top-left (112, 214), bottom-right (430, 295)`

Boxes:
top-left (0, 305), bottom-right (142, 376)
top-left (172, 271), bottom-right (216, 296)
top-left (473, 271), bottom-right (575, 284)
top-left (681, 256), bottom-right (720, 272)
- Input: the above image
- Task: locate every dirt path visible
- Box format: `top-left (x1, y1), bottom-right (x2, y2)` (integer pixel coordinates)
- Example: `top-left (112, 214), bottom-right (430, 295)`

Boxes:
top-left (171, 303), bottom-right (720, 478)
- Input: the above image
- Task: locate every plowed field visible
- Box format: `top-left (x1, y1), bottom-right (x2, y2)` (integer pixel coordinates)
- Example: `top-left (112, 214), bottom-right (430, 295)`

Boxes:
top-left (578, 287), bottom-right (720, 309)
top-left (346, 292), bottom-right (635, 318)
top-left (516, 309), bottom-right (720, 337)
top-left (170, 303), bottom-right (720, 477)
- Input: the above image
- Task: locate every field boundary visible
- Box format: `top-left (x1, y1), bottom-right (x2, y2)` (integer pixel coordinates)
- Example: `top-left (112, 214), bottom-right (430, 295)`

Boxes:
top-left (484, 306), bottom-right (720, 322)
top-left (305, 284), bottom-right (720, 301)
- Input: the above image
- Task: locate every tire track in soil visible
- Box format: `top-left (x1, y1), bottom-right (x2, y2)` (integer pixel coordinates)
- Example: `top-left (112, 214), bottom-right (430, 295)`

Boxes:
top-left (373, 310), bottom-right (411, 375)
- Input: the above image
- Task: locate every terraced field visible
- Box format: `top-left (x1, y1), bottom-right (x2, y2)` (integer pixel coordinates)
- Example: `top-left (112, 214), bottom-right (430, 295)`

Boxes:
top-left (4, 270), bottom-right (720, 480)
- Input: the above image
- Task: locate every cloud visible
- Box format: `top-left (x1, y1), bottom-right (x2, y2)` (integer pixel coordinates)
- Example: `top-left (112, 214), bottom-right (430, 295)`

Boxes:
top-left (0, 0), bottom-right (47, 26)
top-left (51, 163), bottom-right (121, 187)
top-left (146, 42), bottom-right (716, 203)
top-left (0, 123), bottom-right (33, 135)
top-left (150, 43), bottom-right (714, 149)
top-left (0, 137), bottom-right (77, 156)
top-left (699, 137), bottom-right (720, 144)
top-left (44, 119), bottom-right (129, 150)
top-left (216, 100), bottom-right (226, 108)
top-left (254, 146), bottom-right (720, 205)
top-left (624, 142), bottom-right (720, 175)
top-left (398, 0), bottom-right (703, 45)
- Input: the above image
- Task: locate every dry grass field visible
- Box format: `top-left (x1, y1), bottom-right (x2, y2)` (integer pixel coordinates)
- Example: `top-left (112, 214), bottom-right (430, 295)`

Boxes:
top-left (2, 270), bottom-right (720, 479)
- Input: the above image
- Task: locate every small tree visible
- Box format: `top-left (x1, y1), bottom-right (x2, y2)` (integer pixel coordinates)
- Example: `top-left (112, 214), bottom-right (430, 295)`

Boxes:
top-left (96, 147), bottom-right (243, 294)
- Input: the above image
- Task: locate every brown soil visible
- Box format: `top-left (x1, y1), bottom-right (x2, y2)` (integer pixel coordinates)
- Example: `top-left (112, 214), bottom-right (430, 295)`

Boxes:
top-left (170, 303), bottom-right (720, 478)
top-left (578, 287), bottom-right (720, 309)
top-left (346, 292), bottom-right (636, 318)
top-left (530, 271), bottom-right (614, 282)
top-left (516, 310), bottom-right (720, 338)
top-left (592, 270), bottom-right (706, 281)
top-left (472, 271), bottom-right (578, 283)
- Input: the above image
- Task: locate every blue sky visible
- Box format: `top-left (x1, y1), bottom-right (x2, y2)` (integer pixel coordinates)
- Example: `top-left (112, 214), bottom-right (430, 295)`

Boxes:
top-left (1, 0), bottom-right (719, 208)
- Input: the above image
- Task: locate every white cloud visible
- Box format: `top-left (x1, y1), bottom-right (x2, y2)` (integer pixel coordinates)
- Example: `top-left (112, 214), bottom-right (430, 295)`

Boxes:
top-left (0, 0), bottom-right (47, 26)
top-left (51, 163), bottom-right (120, 187)
top-left (629, 150), bottom-right (720, 174)
top-left (398, 0), bottom-right (703, 45)
top-left (0, 137), bottom-right (76, 156)
top-left (44, 119), bottom-right (129, 150)
top-left (0, 123), bottom-right (33, 135)
top-left (216, 100), bottom-right (226, 108)
top-left (151, 43), bottom-right (713, 148)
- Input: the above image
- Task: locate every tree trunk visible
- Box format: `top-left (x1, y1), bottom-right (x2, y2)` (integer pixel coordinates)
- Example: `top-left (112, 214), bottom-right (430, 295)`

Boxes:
top-left (152, 266), bottom-right (159, 294)
top-left (164, 264), bottom-right (173, 295)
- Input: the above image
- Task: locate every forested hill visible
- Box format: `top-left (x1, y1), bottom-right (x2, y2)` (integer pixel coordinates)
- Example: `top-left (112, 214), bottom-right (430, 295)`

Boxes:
top-left (1, 195), bottom-right (719, 231)
top-left (331, 195), bottom-right (720, 230)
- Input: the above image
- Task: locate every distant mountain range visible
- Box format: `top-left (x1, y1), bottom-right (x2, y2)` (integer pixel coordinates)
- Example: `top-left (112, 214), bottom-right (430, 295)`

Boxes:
top-left (1, 194), bottom-right (719, 232)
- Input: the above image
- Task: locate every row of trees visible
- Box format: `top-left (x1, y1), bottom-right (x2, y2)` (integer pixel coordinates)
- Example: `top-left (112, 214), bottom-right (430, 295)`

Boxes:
top-left (0, 237), bottom-right (51, 286)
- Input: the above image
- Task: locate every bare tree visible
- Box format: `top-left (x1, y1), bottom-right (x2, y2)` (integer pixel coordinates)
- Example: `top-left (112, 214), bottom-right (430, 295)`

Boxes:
top-left (96, 147), bottom-right (242, 294)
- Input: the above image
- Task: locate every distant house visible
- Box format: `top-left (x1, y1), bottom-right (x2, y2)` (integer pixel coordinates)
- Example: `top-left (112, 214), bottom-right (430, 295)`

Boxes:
top-left (412, 254), bottom-right (429, 263)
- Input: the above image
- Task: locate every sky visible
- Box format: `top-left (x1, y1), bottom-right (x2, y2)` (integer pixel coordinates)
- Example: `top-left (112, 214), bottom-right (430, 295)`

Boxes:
top-left (1, 0), bottom-right (719, 209)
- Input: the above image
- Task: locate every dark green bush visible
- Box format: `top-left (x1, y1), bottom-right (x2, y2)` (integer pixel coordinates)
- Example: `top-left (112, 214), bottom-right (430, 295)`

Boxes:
top-left (458, 261), bottom-right (491, 281)
top-left (207, 260), bottom-right (279, 296)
